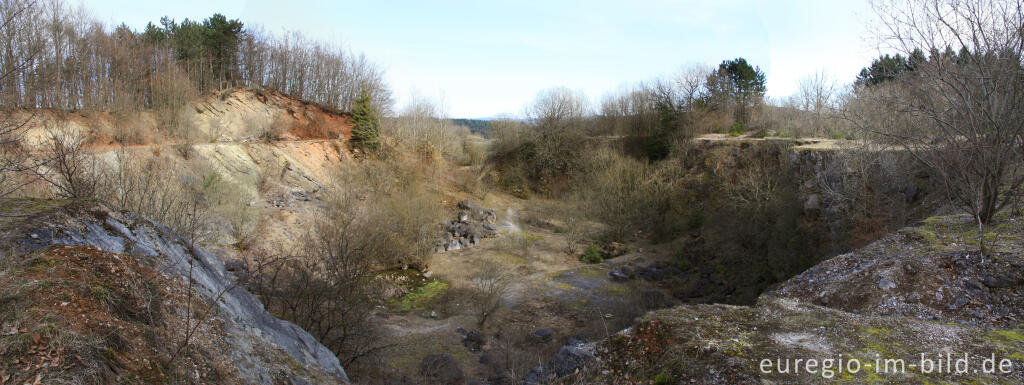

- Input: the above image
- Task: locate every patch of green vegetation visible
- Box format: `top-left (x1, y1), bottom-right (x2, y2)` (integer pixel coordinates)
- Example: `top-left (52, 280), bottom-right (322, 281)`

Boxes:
top-left (396, 281), bottom-right (448, 311)
top-left (652, 369), bottom-right (674, 385)
top-left (864, 327), bottom-right (891, 336)
top-left (580, 245), bottom-right (602, 264)
top-left (552, 281), bottom-right (575, 291)
top-left (855, 325), bottom-right (905, 362)
top-left (989, 329), bottom-right (1024, 343)
top-left (728, 122), bottom-right (745, 137)
top-left (986, 329), bottom-right (1024, 361)
top-left (493, 252), bottom-right (527, 265)
top-left (91, 285), bottom-right (113, 303)
top-left (599, 284), bottom-right (631, 297)
top-left (904, 227), bottom-right (938, 244)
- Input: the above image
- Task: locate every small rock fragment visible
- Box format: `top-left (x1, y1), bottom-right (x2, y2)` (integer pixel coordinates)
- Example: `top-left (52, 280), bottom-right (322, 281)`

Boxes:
top-left (878, 277), bottom-right (896, 290)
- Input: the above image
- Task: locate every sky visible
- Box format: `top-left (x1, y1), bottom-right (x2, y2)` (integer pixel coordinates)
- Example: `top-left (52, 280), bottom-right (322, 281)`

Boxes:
top-left (84, 0), bottom-right (884, 118)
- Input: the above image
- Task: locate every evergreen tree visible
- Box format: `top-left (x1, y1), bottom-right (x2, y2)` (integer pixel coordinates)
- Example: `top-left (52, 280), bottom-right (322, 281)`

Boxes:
top-left (350, 90), bottom-right (381, 150)
top-left (705, 58), bottom-right (766, 126)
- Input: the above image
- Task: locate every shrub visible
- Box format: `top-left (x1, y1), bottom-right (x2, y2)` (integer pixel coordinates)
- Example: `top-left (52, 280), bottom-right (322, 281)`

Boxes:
top-left (245, 113), bottom-right (287, 142)
top-left (578, 147), bottom-right (678, 241)
top-left (642, 134), bottom-right (672, 161)
top-left (37, 122), bottom-right (99, 198)
top-left (580, 245), bottom-right (602, 264)
top-left (728, 122), bottom-right (745, 136)
top-left (653, 369), bottom-right (674, 385)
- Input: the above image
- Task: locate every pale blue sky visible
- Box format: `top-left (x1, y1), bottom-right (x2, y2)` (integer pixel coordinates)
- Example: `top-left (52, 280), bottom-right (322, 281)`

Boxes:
top-left (85, 0), bottom-right (881, 118)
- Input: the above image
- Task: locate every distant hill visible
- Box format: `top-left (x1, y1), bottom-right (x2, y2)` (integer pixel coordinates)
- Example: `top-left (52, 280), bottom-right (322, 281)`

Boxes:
top-left (451, 118), bottom-right (491, 137)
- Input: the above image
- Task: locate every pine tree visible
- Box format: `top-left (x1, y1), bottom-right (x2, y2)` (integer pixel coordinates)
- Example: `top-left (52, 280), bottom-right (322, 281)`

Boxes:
top-left (350, 90), bottom-right (381, 150)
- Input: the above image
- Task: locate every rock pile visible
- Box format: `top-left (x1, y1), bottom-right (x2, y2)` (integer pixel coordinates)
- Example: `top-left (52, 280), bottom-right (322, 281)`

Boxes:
top-left (436, 200), bottom-right (498, 252)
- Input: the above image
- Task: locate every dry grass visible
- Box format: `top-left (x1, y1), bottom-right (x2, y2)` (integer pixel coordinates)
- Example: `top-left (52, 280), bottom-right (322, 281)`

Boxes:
top-left (0, 245), bottom-right (238, 385)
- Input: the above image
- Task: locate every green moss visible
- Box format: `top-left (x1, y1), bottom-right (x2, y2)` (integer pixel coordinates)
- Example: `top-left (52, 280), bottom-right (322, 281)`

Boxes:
top-left (554, 281), bottom-right (575, 291)
top-left (864, 327), bottom-right (891, 336)
top-left (396, 281), bottom-right (448, 311)
top-left (856, 325), bottom-right (904, 362)
top-left (989, 329), bottom-right (1024, 343)
top-left (599, 284), bottom-right (630, 297)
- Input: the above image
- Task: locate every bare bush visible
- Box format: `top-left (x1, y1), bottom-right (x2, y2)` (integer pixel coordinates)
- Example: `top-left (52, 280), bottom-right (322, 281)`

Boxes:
top-left (579, 147), bottom-right (673, 241)
top-left (329, 160), bottom-right (442, 268)
top-left (97, 148), bottom-right (216, 243)
top-left (0, 0), bottom-right (43, 197)
top-left (797, 70), bottom-right (838, 136)
top-left (244, 112), bottom-right (287, 142)
top-left (36, 122), bottom-right (98, 198)
top-left (465, 262), bottom-right (512, 328)
top-left (562, 207), bottom-right (588, 256)
top-left (491, 88), bottom-right (592, 196)
top-left (244, 216), bottom-right (387, 367)
top-left (382, 95), bottom-right (481, 164)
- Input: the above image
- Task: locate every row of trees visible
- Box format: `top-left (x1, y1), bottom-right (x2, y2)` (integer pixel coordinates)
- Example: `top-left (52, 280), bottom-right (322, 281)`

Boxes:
top-left (0, 0), bottom-right (390, 121)
top-left (852, 0), bottom-right (1024, 227)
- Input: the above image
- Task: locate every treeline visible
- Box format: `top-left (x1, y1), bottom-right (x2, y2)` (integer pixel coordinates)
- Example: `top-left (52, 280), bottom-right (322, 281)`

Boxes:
top-left (596, 58), bottom-right (767, 141)
top-left (0, 0), bottom-right (390, 122)
top-left (488, 57), bottom-right (771, 197)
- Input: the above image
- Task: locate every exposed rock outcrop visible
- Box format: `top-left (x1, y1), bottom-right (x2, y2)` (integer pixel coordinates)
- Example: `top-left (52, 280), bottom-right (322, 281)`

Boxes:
top-left (593, 213), bottom-right (1024, 384)
top-left (0, 199), bottom-right (348, 384)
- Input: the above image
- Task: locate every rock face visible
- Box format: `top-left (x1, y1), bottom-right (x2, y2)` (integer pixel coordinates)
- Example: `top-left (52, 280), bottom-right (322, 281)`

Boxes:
top-left (1, 199), bottom-right (348, 384)
top-left (594, 214), bottom-right (1024, 384)
top-left (436, 200), bottom-right (498, 252)
top-left (775, 218), bottom-right (1024, 327)
top-left (598, 296), bottom-right (1024, 384)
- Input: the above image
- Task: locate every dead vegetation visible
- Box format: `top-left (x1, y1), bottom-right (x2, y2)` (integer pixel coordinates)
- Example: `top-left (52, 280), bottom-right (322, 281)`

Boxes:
top-left (0, 245), bottom-right (237, 385)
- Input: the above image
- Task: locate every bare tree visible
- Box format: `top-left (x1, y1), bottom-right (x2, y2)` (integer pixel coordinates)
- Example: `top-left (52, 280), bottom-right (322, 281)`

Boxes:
top-left (0, 0), bottom-right (42, 197)
top-left (674, 63), bottom-right (713, 112)
top-left (855, 0), bottom-right (1024, 231)
top-left (797, 69), bottom-right (837, 136)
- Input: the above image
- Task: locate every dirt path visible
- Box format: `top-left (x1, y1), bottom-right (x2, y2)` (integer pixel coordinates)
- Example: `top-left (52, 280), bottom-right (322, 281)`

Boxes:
top-left (695, 133), bottom-right (848, 150)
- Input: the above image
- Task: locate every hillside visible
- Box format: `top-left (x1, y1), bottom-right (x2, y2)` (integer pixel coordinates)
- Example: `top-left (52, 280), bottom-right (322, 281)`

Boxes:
top-left (0, 199), bottom-right (348, 384)
top-left (18, 88), bottom-right (353, 148)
